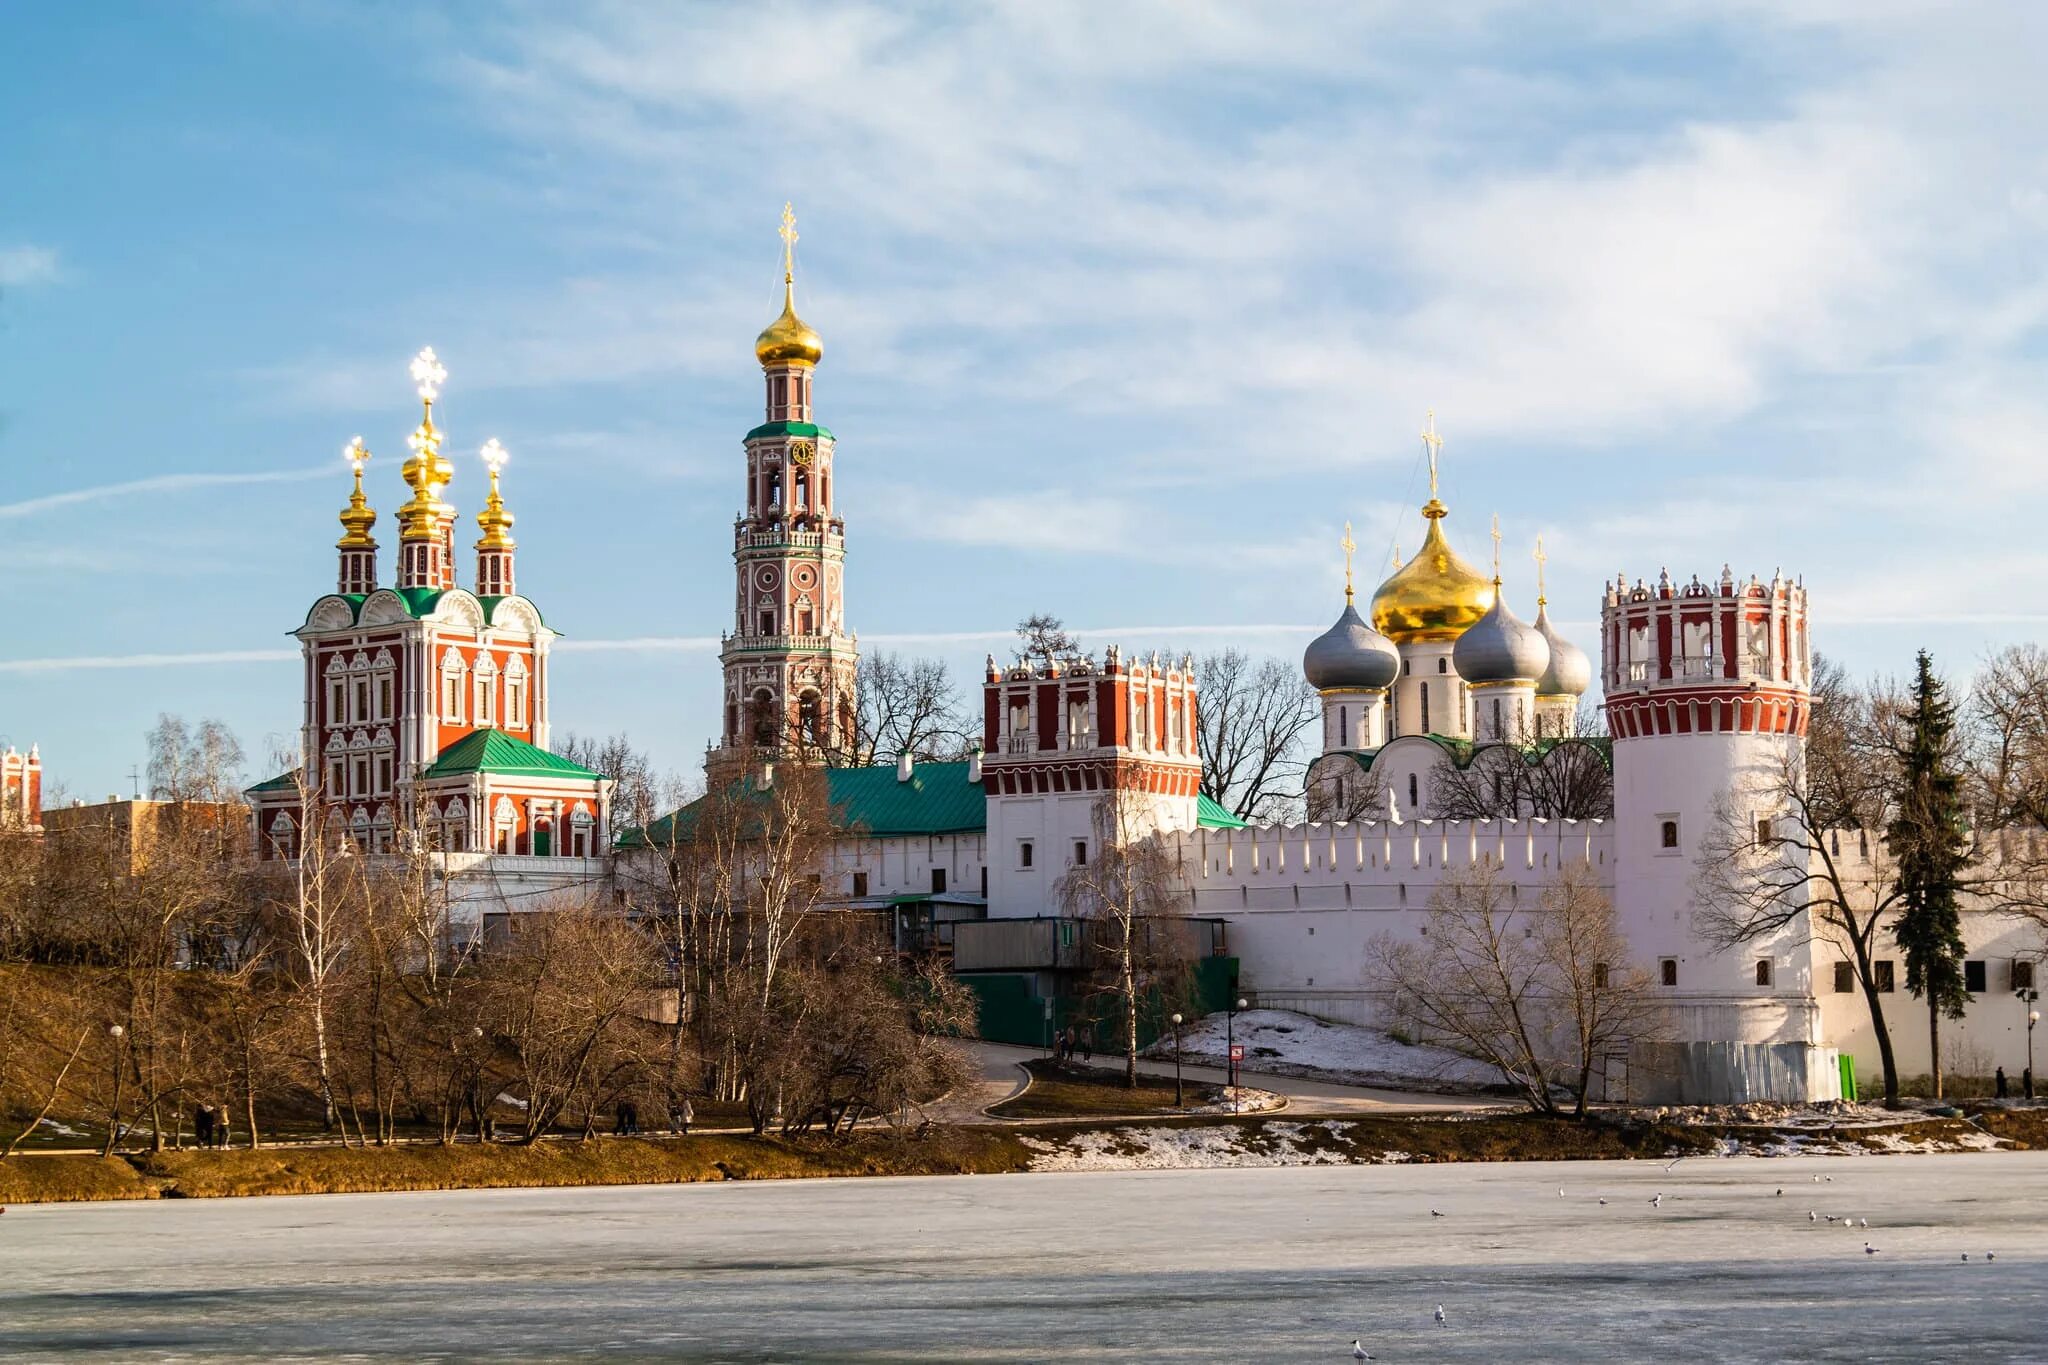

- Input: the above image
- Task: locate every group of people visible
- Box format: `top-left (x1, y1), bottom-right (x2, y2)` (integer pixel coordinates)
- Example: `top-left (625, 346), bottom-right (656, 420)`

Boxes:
top-left (1054, 1026), bottom-right (1094, 1065)
top-left (614, 1097), bottom-right (696, 1136)
top-left (1992, 1066), bottom-right (2034, 1100)
top-left (190, 1102), bottom-right (232, 1149)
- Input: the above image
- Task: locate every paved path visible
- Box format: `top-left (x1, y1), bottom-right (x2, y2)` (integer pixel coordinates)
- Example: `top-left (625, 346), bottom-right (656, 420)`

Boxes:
top-left (939, 1040), bottom-right (1494, 1121)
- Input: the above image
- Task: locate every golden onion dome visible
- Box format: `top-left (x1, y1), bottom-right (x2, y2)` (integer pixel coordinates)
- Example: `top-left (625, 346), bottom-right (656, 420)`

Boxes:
top-left (1370, 498), bottom-right (1495, 643)
top-left (755, 279), bottom-right (823, 368)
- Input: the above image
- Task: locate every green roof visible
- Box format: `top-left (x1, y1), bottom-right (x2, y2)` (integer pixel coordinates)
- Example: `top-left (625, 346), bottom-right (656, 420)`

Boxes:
top-left (744, 419), bottom-right (836, 443)
top-left (623, 759), bottom-right (986, 849)
top-left (423, 730), bottom-right (604, 782)
top-left (1196, 794), bottom-right (1247, 829)
top-left (246, 771), bottom-right (300, 796)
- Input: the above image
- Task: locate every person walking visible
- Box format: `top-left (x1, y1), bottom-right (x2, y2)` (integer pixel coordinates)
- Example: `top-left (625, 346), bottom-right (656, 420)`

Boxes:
top-left (193, 1104), bottom-right (214, 1150)
top-left (1996, 1066), bottom-right (2009, 1099)
top-left (214, 1107), bottom-right (231, 1150)
top-left (678, 1097), bottom-right (693, 1135)
top-left (2026, 1067), bottom-right (2035, 1101)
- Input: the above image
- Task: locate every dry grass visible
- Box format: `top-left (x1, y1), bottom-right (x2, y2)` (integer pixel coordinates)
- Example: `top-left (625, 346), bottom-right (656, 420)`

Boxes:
top-left (1966, 1105), bottom-right (2048, 1149)
top-left (989, 1060), bottom-right (1222, 1119)
top-left (132, 1130), bottom-right (1034, 1199)
top-left (0, 1155), bottom-right (156, 1204)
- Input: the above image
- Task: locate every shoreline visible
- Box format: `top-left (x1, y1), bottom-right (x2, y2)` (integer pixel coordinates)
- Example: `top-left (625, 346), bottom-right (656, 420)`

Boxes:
top-left (3, 1103), bottom-right (2039, 1205)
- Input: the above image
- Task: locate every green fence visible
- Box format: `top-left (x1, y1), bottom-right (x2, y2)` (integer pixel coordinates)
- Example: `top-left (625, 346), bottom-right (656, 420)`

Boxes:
top-left (958, 956), bottom-right (1240, 1050)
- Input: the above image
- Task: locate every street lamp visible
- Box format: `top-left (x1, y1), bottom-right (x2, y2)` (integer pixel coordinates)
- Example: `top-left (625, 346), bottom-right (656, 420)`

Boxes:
top-left (1227, 996), bottom-right (1248, 1113)
top-left (103, 1023), bottom-right (125, 1158)
top-left (1169, 1012), bottom-right (1184, 1108)
top-left (2020, 988), bottom-right (2041, 1101)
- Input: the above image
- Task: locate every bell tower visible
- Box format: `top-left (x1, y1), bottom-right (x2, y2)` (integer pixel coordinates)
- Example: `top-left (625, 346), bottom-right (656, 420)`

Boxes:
top-left (712, 204), bottom-right (857, 770)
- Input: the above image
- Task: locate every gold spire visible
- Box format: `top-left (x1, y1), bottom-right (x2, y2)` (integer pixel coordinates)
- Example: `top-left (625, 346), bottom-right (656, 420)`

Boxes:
top-left (398, 347), bottom-right (454, 543)
top-left (1422, 408), bottom-right (1443, 499)
top-left (337, 436), bottom-right (377, 549)
top-left (1341, 521), bottom-right (1357, 604)
top-left (1534, 535), bottom-right (1548, 607)
top-left (755, 201), bottom-right (824, 367)
top-left (1490, 513), bottom-right (1503, 587)
top-left (475, 438), bottom-right (515, 551)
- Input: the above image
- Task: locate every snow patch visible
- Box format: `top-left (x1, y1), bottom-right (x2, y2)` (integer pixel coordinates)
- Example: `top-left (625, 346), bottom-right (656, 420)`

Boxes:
top-left (1148, 1009), bottom-right (1501, 1092)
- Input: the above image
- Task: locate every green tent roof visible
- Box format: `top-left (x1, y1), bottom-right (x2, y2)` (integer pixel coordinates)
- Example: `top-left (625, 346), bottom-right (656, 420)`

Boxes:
top-left (1196, 794), bottom-right (1247, 828)
top-left (423, 730), bottom-right (604, 782)
top-left (246, 771), bottom-right (300, 796)
top-left (744, 419), bottom-right (836, 443)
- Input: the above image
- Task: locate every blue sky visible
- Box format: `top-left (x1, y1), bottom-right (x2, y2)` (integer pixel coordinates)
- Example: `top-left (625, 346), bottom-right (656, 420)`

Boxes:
top-left (5, 2), bottom-right (2048, 798)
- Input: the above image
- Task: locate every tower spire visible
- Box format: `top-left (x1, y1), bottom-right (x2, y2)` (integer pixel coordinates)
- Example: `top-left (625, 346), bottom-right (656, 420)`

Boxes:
top-left (1341, 521), bottom-right (1357, 605)
top-left (475, 438), bottom-right (516, 597)
top-left (1534, 534), bottom-right (1549, 607)
top-left (1420, 409), bottom-right (1447, 521)
top-left (336, 435), bottom-right (378, 594)
top-left (397, 347), bottom-right (456, 590)
top-left (1490, 513), bottom-right (1503, 587)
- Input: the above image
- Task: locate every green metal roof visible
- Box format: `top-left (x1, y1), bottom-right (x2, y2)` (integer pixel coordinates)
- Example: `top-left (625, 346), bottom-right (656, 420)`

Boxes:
top-left (744, 419), bottom-right (836, 443)
top-left (423, 729), bottom-right (604, 782)
top-left (246, 771), bottom-right (300, 795)
top-left (622, 759), bottom-right (987, 849)
top-left (1196, 793), bottom-right (1247, 828)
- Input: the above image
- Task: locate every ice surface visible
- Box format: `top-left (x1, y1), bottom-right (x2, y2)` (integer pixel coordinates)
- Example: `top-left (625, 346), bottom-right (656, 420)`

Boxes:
top-left (2, 1151), bottom-right (2043, 1361)
top-left (1155, 1008), bottom-right (1501, 1089)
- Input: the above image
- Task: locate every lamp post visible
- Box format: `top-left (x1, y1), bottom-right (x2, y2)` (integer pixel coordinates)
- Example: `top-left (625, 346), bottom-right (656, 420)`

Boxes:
top-left (1170, 1012), bottom-right (1184, 1108)
top-left (1227, 996), bottom-right (1247, 1113)
top-left (102, 1023), bottom-right (125, 1158)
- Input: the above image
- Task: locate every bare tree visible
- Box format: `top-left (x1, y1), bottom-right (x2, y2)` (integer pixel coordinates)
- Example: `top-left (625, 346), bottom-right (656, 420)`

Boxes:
top-left (842, 652), bottom-right (974, 767)
top-left (145, 715), bottom-right (246, 804)
top-left (1430, 723), bottom-right (1615, 822)
top-left (1305, 753), bottom-right (1390, 823)
top-left (262, 761), bottom-right (359, 1132)
top-left (1196, 650), bottom-right (1320, 822)
top-left (1372, 861), bottom-right (1656, 1117)
top-left (1967, 643), bottom-right (2048, 829)
top-left (556, 732), bottom-right (670, 838)
top-left (1056, 777), bottom-right (1194, 1087)
top-left (1016, 612), bottom-right (1083, 672)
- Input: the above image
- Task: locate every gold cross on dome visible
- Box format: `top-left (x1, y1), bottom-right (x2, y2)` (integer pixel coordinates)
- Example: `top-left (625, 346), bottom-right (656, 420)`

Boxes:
top-left (1421, 408), bottom-right (1444, 497)
top-left (1534, 534), bottom-right (1549, 605)
top-left (1340, 521), bottom-right (1357, 603)
top-left (779, 202), bottom-right (799, 283)
top-left (1490, 513), bottom-right (1503, 583)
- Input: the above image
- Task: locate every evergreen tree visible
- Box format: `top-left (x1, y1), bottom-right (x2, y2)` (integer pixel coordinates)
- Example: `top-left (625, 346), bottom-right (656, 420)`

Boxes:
top-left (1886, 650), bottom-right (1971, 1099)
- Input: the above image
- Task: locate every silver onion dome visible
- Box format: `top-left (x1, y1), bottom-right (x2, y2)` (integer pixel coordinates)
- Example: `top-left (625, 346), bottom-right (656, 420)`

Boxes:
top-left (1452, 589), bottom-right (1550, 685)
top-left (1532, 603), bottom-right (1592, 697)
top-left (1303, 603), bottom-right (1401, 691)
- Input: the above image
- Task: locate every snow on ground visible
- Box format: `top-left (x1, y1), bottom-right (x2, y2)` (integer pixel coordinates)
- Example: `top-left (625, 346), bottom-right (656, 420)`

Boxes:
top-left (1148, 1008), bottom-right (1502, 1091)
top-left (1024, 1120), bottom-right (1370, 1171)
top-left (1178, 1087), bottom-right (1284, 1116)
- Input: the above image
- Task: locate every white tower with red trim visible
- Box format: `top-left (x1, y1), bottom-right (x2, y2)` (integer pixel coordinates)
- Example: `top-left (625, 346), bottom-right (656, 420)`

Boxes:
top-left (1603, 566), bottom-right (1828, 1074)
top-left (712, 204), bottom-right (857, 771)
top-left (980, 648), bottom-right (1203, 918)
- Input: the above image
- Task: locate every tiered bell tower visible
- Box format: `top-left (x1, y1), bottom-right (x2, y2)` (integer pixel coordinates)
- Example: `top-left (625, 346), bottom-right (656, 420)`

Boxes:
top-left (713, 205), bottom-right (857, 770)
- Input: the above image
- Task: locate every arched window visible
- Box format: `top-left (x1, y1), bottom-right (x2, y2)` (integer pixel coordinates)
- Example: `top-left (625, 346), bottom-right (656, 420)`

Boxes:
top-left (751, 689), bottom-right (778, 746)
top-left (1420, 682), bottom-right (1432, 734)
top-left (1407, 773), bottom-right (1419, 808)
top-left (798, 691), bottom-right (823, 746)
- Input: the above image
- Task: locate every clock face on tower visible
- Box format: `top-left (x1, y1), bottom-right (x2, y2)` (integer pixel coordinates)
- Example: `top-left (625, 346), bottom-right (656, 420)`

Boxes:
top-left (789, 440), bottom-right (815, 469)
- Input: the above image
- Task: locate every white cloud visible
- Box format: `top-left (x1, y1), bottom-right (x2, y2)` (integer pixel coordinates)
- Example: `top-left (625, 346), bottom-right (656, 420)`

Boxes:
top-left (0, 245), bottom-right (60, 288)
top-left (0, 469), bottom-right (330, 521)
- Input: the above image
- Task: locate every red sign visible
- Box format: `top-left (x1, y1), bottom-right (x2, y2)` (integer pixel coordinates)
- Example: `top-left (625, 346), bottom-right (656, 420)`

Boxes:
top-left (1229, 1045), bottom-right (1244, 1062)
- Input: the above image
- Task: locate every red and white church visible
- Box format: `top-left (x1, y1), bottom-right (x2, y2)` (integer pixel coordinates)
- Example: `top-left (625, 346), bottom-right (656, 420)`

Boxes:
top-left (248, 348), bottom-right (612, 923)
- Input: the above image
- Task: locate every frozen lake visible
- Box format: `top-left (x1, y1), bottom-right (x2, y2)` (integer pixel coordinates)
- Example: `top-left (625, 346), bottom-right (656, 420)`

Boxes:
top-left (3, 1151), bottom-right (2044, 1361)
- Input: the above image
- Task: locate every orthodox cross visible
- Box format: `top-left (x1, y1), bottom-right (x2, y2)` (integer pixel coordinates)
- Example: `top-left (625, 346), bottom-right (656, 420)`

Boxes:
top-left (1534, 535), bottom-right (1549, 606)
top-left (1341, 521), bottom-right (1357, 603)
top-left (1421, 408), bottom-right (1443, 498)
top-left (1490, 513), bottom-right (1503, 585)
top-left (780, 202), bottom-right (799, 284)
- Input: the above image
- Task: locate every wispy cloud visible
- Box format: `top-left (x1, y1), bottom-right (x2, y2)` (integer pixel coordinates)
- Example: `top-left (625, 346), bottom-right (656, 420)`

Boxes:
top-left (0, 469), bottom-right (330, 521)
top-left (0, 649), bottom-right (299, 676)
top-left (0, 245), bottom-right (61, 288)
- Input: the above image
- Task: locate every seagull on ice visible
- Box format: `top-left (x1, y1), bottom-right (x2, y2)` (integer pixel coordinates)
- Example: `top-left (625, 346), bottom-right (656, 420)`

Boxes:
top-left (1649, 1193), bottom-right (1664, 1208)
top-left (1598, 1198), bottom-right (1608, 1206)
top-left (1962, 1254), bottom-right (1970, 1262)
top-left (1813, 1174), bottom-right (1824, 1183)
top-left (1809, 1211), bottom-right (1819, 1222)
top-left (1865, 1242), bottom-right (1879, 1255)
top-left (1775, 1188), bottom-right (1785, 1197)
top-left (1559, 1187), bottom-right (1566, 1198)
top-left (1434, 1305), bottom-right (1447, 1327)
top-left (1430, 1209), bottom-right (1446, 1218)
top-left (1859, 1218), bottom-right (1869, 1228)
top-left (1663, 1158), bottom-right (1684, 1172)
top-left (1986, 1253), bottom-right (1996, 1262)
top-left (1351, 1342), bottom-right (1374, 1360)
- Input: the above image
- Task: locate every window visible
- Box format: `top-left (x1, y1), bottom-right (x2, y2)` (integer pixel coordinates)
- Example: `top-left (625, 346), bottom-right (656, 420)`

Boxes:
top-left (327, 677), bottom-right (346, 726)
top-left (1755, 959), bottom-right (1773, 987)
top-left (931, 868), bottom-right (947, 894)
top-left (1019, 840), bottom-right (1034, 869)
top-left (374, 754), bottom-right (392, 794)
top-left (1437, 656), bottom-right (1448, 674)
top-left (1073, 840), bottom-right (1088, 867)
top-left (376, 675), bottom-right (394, 722)
top-left (506, 671), bottom-right (526, 729)
top-left (1420, 682), bottom-right (1431, 734)
top-left (1407, 773), bottom-right (1418, 808)
top-left (326, 758), bottom-right (345, 795)
top-left (1402, 658), bottom-right (1411, 676)
top-left (1755, 817), bottom-right (1773, 845)
top-left (1490, 697), bottom-right (1502, 737)
top-left (442, 662), bottom-right (464, 721)
top-left (852, 871), bottom-right (869, 897)
top-left (353, 679), bottom-right (370, 724)
top-left (1593, 962), bottom-right (1610, 989)
top-left (351, 756), bottom-right (369, 797)
top-left (759, 609), bottom-right (775, 636)
top-left (1874, 959), bottom-right (1896, 993)
top-left (1058, 921), bottom-right (1075, 947)
top-left (2016, 960), bottom-right (2037, 991)
top-left (1964, 959), bottom-right (1987, 994)
top-left (1833, 961), bottom-right (1855, 993)
top-left (1660, 959), bottom-right (1678, 987)
top-left (1660, 818), bottom-right (1680, 850)
top-left (474, 669), bottom-right (496, 727)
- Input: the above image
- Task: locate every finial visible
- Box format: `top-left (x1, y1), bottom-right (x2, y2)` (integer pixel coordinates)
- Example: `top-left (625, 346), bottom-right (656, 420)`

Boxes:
top-left (337, 436), bottom-right (377, 548)
top-left (1391, 547), bottom-right (1404, 571)
top-left (399, 347), bottom-right (455, 544)
top-left (410, 346), bottom-right (446, 410)
top-left (477, 439), bottom-right (515, 551)
top-left (779, 202), bottom-right (799, 286)
top-left (1533, 534), bottom-right (1548, 607)
top-left (1489, 513), bottom-right (1503, 587)
top-left (1421, 409), bottom-right (1443, 499)
top-left (1340, 521), bottom-right (1357, 604)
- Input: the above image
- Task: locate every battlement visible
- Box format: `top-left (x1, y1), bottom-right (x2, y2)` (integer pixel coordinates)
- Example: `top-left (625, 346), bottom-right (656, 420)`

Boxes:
top-left (982, 647), bottom-right (1200, 764)
top-left (1601, 566), bottom-right (1810, 739)
top-left (1159, 814), bottom-right (1609, 890)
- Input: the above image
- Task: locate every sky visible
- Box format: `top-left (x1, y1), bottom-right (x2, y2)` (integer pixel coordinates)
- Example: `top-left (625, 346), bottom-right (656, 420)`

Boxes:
top-left (4, 2), bottom-right (2048, 800)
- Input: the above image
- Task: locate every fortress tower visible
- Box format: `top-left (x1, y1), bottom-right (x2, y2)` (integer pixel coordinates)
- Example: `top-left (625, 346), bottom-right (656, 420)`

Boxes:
top-left (980, 648), bottom-right (1204, 918)
top-left (1, 745), bottom-right (41, 833)
top-left (1603, 566), bottom-right (1831, 1095)
top-left (711, 204), bottom-right (857, 772)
